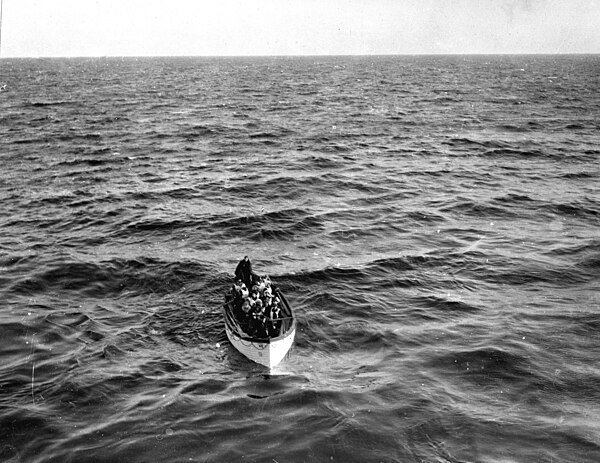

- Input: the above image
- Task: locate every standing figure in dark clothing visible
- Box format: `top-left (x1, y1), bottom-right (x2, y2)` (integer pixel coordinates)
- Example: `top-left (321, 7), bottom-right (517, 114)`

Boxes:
top-left (235, 256), bottom-right (254, 288)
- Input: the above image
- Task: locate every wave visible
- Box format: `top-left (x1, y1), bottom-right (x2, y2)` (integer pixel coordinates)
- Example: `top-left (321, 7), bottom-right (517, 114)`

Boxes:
top-left (496, 123), bottom-right (532, 133)
top-left (27, 100), bottom-right (73, 107)
top-left (482, 147), bottom-right (547, 158)
top-left (443, 137), bottom-right (511, 149)
top-left (429, 346), bottom-right (535, 385)
top-left (544, 201), bottom-right (599, 220)
top-left (54, 155), bottom-right (124, 168)
top-left (412, 295), bottom-right (480, 314)
top-left (479, 261), bottom-right (593, 286)
top-left (212, 208), bottom-right (325, 241)
top-left (559, 171), bottom-right (597, 179)
top-left (565, 123), bottom-right (585, 130)
top-left (492, 193), bottom-right (536, 204)
top-left (544, 240), bottom-right (600, 258)
top-left (441, 138), bottom-right (564, 160)
top-left (7, 258), bottom-right (220, 298)
top-left (288, 255), bottom-right (457, 290)
top-left (179, 124), bottom-right (228, 139)
top-left (439, 199), bottom-right (517, 218)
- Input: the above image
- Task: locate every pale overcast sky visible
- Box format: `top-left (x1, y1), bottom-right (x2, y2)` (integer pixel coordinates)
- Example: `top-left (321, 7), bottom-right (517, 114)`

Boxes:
top-left (1, 0), bottom-right (599, 57)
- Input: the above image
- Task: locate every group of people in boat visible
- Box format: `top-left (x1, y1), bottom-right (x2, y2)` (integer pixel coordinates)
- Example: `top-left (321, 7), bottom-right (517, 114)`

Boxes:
top-left (228, 256), bottom-right (284, 338)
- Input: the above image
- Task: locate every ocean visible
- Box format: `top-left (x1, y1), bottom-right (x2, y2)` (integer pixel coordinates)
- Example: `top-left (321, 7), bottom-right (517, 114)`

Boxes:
top-left (0, 55), bottom-right (599, 463)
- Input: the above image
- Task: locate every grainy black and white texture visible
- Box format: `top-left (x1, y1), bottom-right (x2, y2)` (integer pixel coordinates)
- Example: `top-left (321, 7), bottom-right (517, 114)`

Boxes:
top-left (0, 55), bottom-right (599, 462)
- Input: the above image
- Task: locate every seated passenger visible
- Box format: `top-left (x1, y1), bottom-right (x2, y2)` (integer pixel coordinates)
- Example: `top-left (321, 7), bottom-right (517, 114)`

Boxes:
top-left (268, 305), bottom-right (281, 337)
top-left (241, 298), bottom-right (252, 314)
top-left (272, 297), bottom-right (281, 310)
top-left (263, 285), bottom-right (272, 298)
top-left (257, 277), bottom-right (266, 294)
top-left (240, 283), bottom-right (249, 299)
top-left (231, 278), bottom-right (243, 298)
top-left (263, 294), bottom-right (272, 310)
top-left (247, 299), bottom-right (267, 337)
top-left (253, 298), bottom-right (264, 316)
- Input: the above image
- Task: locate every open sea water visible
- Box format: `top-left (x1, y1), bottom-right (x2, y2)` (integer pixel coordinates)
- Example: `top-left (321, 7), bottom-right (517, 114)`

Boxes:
top-left (0, 55), bottom-right (599, 463)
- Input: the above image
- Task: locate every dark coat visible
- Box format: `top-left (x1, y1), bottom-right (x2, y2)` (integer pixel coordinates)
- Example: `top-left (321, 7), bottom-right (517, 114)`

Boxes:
top-left (235, 257), bottom-right (253, 287)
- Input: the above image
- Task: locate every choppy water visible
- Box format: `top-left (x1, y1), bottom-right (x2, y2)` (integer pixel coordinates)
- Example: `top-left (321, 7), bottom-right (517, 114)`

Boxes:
top-left (0, 55), bottom-right (599, 463)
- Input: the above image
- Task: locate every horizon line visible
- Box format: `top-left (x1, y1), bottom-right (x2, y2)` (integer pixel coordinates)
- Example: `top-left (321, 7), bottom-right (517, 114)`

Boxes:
top-left (1, 52), bottom-right (599, 59)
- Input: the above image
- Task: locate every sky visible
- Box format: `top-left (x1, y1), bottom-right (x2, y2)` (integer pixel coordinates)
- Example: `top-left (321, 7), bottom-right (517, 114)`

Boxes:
top-left (1, 0), bottom-right (599, 57)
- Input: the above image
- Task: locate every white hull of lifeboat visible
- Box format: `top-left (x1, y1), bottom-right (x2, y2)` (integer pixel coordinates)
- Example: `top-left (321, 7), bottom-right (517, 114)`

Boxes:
top-left (225, 322), bottom-right (295, 368)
